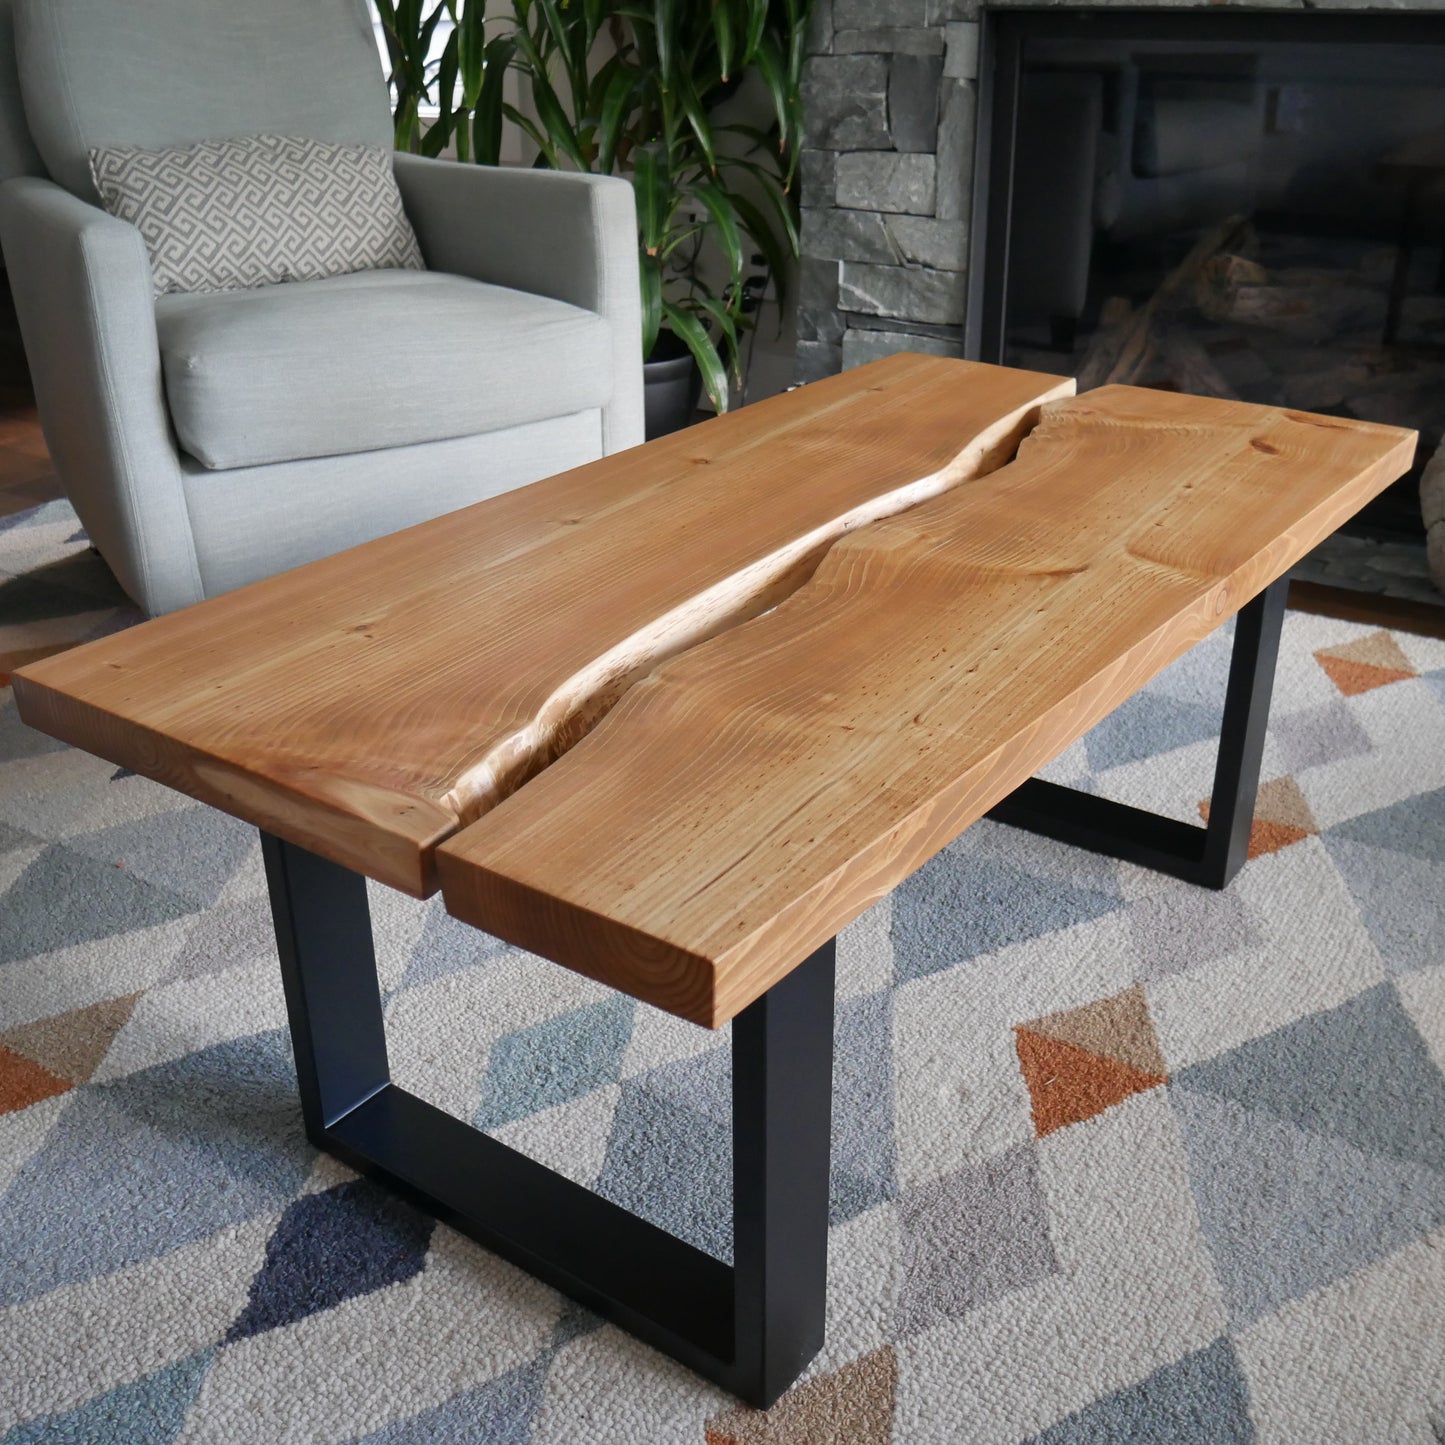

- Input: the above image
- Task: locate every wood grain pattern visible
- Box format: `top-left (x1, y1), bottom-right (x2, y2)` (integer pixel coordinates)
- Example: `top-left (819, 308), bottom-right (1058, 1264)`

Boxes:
top-left (436, 385), bottom-right (1416, 1026)
top-left (11, 355), bottom-right (1071, 895)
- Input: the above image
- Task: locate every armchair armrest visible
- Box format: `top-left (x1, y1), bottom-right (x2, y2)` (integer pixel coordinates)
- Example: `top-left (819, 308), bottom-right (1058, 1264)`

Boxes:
top-left (0, 177), bottom-right (201, 614)
top-left (393, 155), bottom-right (643, 453)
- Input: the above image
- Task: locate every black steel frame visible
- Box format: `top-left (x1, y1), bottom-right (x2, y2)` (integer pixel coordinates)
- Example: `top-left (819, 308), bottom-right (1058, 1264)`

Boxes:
top-left (967, 12), bottom-right (1402, 883)
top-left (988, 577), bottom-right (1289, 889)
top-left (257, 535), bottom-right (1282, 1406)
top-left (260, 830), bottom-right (835, 1410)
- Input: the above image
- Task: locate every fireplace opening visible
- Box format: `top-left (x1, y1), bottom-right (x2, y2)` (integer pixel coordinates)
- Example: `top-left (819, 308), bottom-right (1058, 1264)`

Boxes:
top-left (974, 9), bottom-right (1445, 576)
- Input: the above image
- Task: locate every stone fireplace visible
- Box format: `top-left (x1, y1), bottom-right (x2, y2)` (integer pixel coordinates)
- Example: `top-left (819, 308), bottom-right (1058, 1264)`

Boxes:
top-left (796, 0), bottom-right (980, 381)
top-left (797, 2), bottom-right (1445, 377)
top-left (796, 1), bottom-right (1445, 602)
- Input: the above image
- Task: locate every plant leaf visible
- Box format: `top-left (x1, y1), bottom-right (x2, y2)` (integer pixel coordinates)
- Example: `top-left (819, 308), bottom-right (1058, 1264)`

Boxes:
top-left (473, 35), bottom-right (516, 165)
top-left (716, 121), bottom-right (776, 157)
top-left (659, 223), bottom-right (702, 259)
top-left (753, 32), bottom-right (789, 147)
top-left (393, 93), bottom-right (420, 153)
top-left (531, 69), bottom-right (588, 169)
top-left (596, 65), bottom-right (636, 175)
top-left (743, 0), bottom-right (767, 65)
top-left (534, 0), bottom-right (578, 78)
top-left (418, 1), bottom-right (445, 52)
top-left (583, 0), bottom-right (605, 50)
top-left (433, 27), bottom-right (460, 152)
top-left (679, 75), bottom-right (718, 175)
top-left (689, 178), bottom-right (743, 287)
top-left (724, 162), bottom-right (799, 254)
top-left (654, 0), bottom-right (676, 91)
top-left (712, 1), bottom-right (734, 81)
top-left (664, 301), bottom-right (729, 413)
top-left (695, 291), bottom-right (743, 382)
top-left (508, 23), bottom-right (549, 86)
top-left (396, 0), bottom-right (422, 45)
top-left (456, 0), bottom-right (487, 108)
top-left (633, 145), bottom-right (669, 254)
top-left (640, 254), bottom-right (663, 356)
top-left (502, 101), bottom-right (555, 167)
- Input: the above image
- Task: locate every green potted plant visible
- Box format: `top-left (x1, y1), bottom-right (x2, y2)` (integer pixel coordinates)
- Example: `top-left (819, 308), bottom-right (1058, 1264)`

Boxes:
top-left (371, 0), bottom-right (807, 432)
top-left (502, 0), bottom-right (809, 431)
top-left (372, 0), bottom-right (516, 162)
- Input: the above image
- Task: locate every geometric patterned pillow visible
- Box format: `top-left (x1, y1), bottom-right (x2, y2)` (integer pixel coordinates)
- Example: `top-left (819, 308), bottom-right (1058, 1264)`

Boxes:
top-left (88, 134), bottom-right (426, 296)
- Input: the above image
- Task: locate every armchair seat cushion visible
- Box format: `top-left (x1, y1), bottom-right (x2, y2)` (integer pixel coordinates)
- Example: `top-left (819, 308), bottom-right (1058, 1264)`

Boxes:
top-left (155, 268), bottom-right (613, 470)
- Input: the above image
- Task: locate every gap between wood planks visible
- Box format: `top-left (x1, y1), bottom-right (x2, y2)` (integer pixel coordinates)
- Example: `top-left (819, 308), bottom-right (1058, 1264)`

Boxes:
top-left (437, 389), bottom-right (1068, 830)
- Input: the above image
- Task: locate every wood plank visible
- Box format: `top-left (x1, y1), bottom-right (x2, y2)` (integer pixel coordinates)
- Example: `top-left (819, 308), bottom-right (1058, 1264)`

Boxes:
top-left (437, 386), bottom-right (1416, 1027)
top-left (10, 356), bottom-right (1071, 895)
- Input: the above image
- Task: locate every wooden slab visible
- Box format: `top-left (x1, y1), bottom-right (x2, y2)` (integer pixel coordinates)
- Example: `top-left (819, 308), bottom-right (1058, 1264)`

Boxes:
top-left (436, 385), bottom-right (1415, 1026)
top-left (10, 356), bottom-right (1071, 896)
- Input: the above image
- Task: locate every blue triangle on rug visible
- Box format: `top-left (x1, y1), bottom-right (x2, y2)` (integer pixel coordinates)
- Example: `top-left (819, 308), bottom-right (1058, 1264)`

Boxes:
top-left (892, 848), bottom-right (1123, 982)
top-left (64, 805), bottom-right (255, 910)
top-left (473, 993), bottom-right (634, 1132)
top-left (0, 695), bottom-right (70, 761)
top-left (0, 499), bottom-right (70, 533)
top-left (1170, 1083), bottom-right (1445, 1327)
top-left (354, 1357), bottom-right (550, 1445)
top-left (595, 1073), bottom-right (731, 1261)
top-left (1, 1348), bottom-right (213, 1445)
top-left (1084, 690), bottom-right (1223, 773)
top-left (225, 1178), bottom-right (434, 1343)
top-left (625, 1041), bottom-right (730, 1126)
top-left (1327, 786), bottom-right (1445, 864)
top-left (831, 989), bottom-right (899, 1225)
top-left (547, 1299), bottom-right (604, 1353)
top-left (1171, 984), bottom-right (1445, 1172)
top-left (1324, 836), bottom-right (1445, 977)
top-left (0, 843), bottom-right (201, 967)
top-left (1027, 1338), bottom-right (1252, 1444)
top-left (0, 1030), bottom-right (313, 1307)
top-left (401, 904), bottom-right (516, 991)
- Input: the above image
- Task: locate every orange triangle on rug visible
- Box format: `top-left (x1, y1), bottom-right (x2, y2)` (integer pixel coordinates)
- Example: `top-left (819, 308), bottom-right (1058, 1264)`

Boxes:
top-left (1020, 984), bottom-right (1167, 1077)
top-left (705, 1345), bottom-right (897, 1444)
top-left (0, 992), bottom-right (140, 1086)
top-left (0, 1044), bottom-right (72, 1117)
top-left (1015, 1027), bottom-right (1167, 1139)
top-left (1314, 631), bottom-right (1417, 697)
top-left (1200, 775), bottom-right (1319, 860)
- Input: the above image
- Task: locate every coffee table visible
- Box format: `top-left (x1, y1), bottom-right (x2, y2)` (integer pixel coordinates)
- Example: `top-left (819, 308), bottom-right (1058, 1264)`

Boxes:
top-left (13, 355), bottom-right (1415, 1407)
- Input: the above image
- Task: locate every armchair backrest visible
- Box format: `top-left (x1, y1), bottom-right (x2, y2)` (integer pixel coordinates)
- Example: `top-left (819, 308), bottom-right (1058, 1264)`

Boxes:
top-left (9, 0), bottom-right (394, 202)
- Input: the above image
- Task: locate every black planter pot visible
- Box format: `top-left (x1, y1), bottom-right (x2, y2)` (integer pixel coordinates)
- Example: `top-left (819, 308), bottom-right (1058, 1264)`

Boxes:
top-left (643, 330), bottom-right (703, 440)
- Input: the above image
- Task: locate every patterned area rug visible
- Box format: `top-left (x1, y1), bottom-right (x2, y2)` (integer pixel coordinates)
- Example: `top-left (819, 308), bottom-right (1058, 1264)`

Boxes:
top-left (2, 500), bottom-right (1444, 1444)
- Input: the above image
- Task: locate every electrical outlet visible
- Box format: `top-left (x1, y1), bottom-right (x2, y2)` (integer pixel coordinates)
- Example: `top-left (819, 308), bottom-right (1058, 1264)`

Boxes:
top-left (740, 254), bottom-right (772, 315)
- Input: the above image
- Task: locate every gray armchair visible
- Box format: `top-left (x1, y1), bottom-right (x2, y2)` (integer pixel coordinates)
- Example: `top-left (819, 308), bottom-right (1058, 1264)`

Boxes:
top-left (0, 0), bottom-right (643, 616)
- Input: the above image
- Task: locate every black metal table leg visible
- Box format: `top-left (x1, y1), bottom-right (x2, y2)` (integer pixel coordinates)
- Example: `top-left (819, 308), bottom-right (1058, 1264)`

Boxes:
top-left (986, 577), bottom-right (1289, 890)
top-left (261, 832), bottom-right (835, 1409)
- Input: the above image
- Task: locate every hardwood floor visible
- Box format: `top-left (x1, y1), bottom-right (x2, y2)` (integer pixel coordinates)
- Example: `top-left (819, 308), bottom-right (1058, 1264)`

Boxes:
top-left (1287, 577), bottom-right (1445, 641)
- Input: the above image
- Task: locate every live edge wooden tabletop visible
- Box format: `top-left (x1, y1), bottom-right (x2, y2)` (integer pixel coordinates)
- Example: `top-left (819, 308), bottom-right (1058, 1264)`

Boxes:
top-left (12, 356), bottom-right (1068, 895)
top-left (13, 356), bottom-right (1415, 1026)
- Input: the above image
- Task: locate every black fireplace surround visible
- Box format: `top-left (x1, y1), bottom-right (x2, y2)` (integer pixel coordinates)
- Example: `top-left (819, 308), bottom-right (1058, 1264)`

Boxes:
top-left (971, 9), bottom-right (1445, 539)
